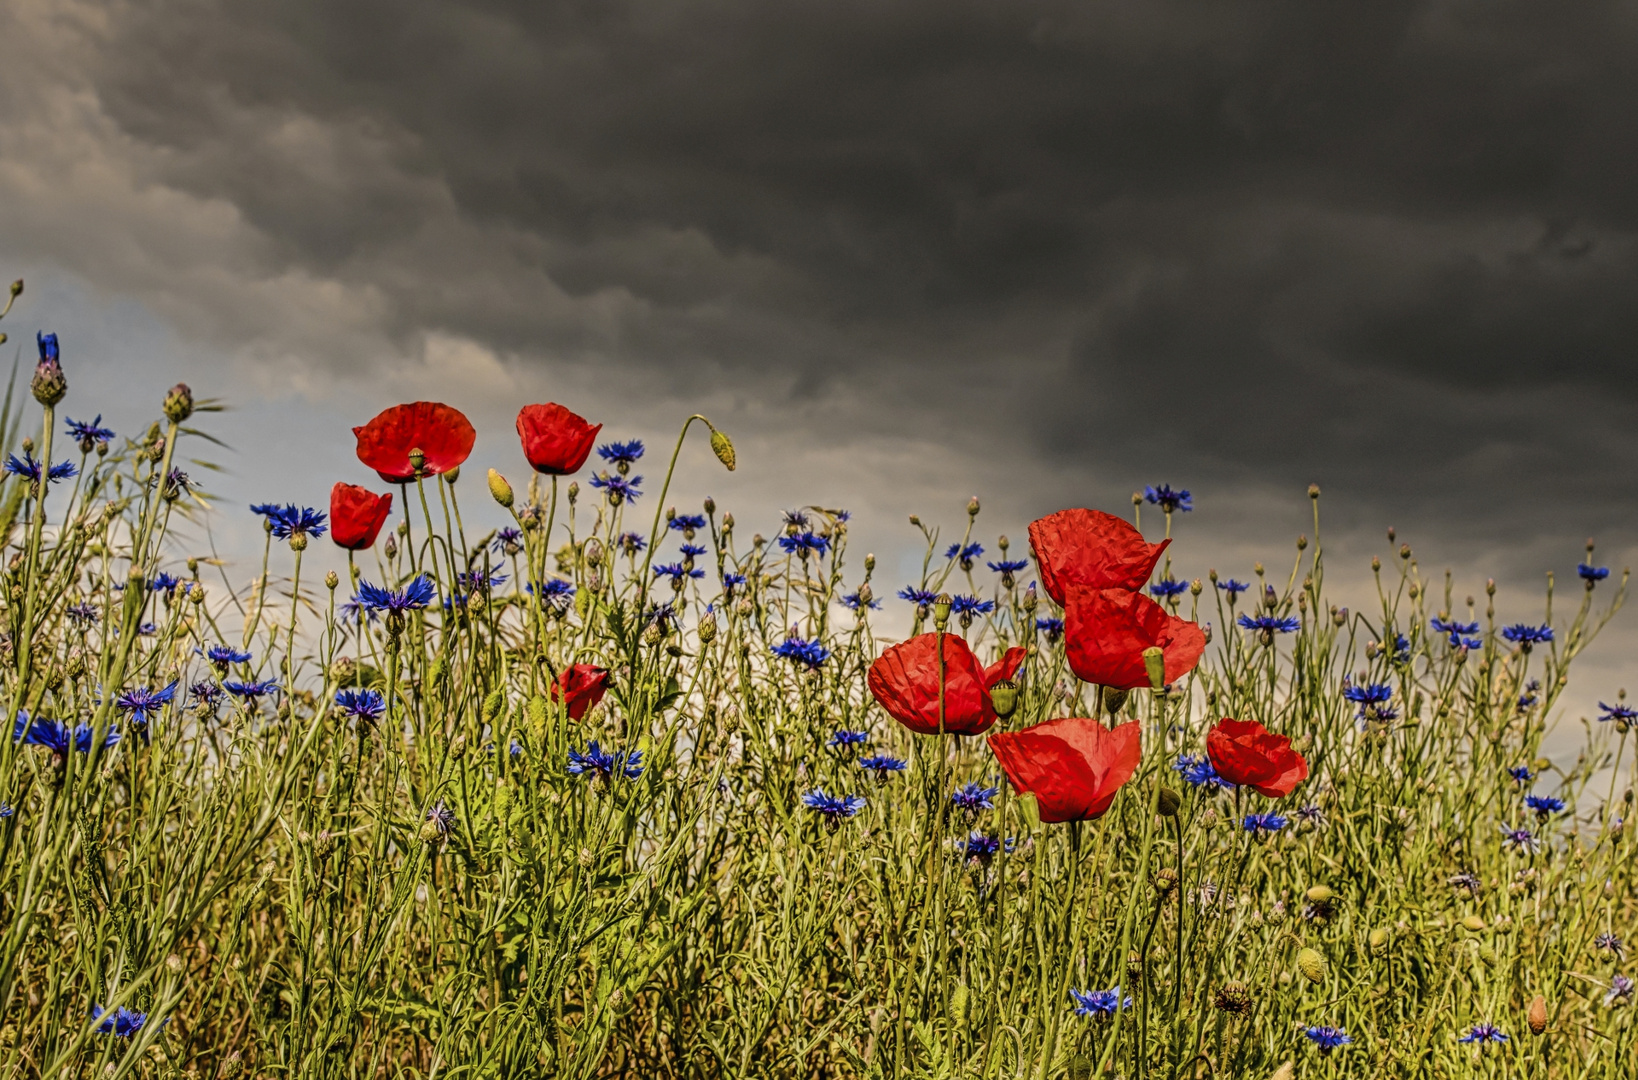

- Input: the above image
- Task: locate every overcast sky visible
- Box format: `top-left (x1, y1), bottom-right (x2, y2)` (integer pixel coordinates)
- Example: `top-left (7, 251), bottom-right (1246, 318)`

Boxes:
top-left (2, 1), bottom-right (1636, 725)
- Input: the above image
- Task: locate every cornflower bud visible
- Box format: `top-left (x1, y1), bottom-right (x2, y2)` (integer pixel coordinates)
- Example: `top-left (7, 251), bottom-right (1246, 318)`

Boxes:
top-left (1022, 583), bottom-right (1037, 613)
top-left (967, 496), bottom-right (980, 517)
top-left (1131, 492), bottom-right (1143, 506)
top-left (163, 383), bottom-right (194, 424)
top-left (567, 481), bottom-right (579, 503)
top-left (698, 611), bottom-right (717, 644)
top-left (1308, 483), bottom-right (1320, 499)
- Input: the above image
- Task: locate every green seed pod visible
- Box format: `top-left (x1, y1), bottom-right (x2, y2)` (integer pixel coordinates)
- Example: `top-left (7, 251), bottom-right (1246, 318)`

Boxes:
top-left (989, 680), bottom-right (1018, 719)
top-left (949, 981), bottom-right (969, 1028)
top-left (482, 688), bottom-right (505, 726)
top-left (1142, 646), bottom-right (1166, 690)
top-left (1296, 947), bottom-right (1327, 984)
top-left (1305, 885), bottom-right (1335, 905)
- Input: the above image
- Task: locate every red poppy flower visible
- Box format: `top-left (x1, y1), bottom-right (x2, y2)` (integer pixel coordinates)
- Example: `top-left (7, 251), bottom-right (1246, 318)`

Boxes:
top-left (517, 403), bottom-right (601, 475)
top-left (352, 402), bottom-right (476, 483)
top-left (987, 716), bottom-right (1141, 823)
top-left (867, 633), bottom-right (1026, 736)
top-left (1028, 508), bottom-right (1170, 606)
top-left (1061, 585), bottom-right (1205, 690)
top-left (329, 482), bottom-right (394, 551)
top-left (551, 664), bottom-right (611, 721)
top-left (1205, 718), bottom-right (1308, 798)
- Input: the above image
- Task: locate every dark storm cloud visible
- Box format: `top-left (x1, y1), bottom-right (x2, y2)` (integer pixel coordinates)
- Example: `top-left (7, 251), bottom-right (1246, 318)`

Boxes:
top-left (26, 0), bottom-right (1638, 553)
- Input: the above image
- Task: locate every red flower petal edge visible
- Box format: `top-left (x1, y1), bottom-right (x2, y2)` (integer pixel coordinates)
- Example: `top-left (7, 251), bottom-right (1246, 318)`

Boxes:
top-left (551, 664), bottom-right (611, 721)
top-left (517, 403), bottom-right (601, 476)
top-left (353, 401), bottom-right (476, 484)
top-left (987, 716), bottom-right (1142, 823)
top-left (1205, 717), bottom-right (1308, 798)
top-left (1062, 586), bottom-right (1205, 690)
top-left (1028, 508), bottom-right (1170, 606)
top-left (868, 633), bottom-right (1006, 736)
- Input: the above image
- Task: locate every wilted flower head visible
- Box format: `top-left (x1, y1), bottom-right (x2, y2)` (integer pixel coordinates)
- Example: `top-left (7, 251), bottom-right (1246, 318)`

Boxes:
top-left (1605, 975), bottom-right (1634, 1008)
top-left (1499, 823), bottom-right (1540, 854)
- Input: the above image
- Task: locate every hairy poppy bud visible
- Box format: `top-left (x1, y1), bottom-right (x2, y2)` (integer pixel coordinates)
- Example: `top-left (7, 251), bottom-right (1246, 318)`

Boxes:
top-left (1155, 786), bottom-right (1181, 817)
top-left (1296, 947), bottom-right (1327, 984)
top-left (1528, 994), bottom-right (1548, 1035)
top-left (1461, 914), bottom-right (1486, 932)
top-left (709, 427), bottom-right (736, 471)
top-left (1305, 885), bottom-right (1335, 905)
top-left (442, 465), bottom-right (460, 484)
top-left (1016, 791), bottom-right (1040, 829)
top-left (1368, 926), bottom-right (1391, 954)
top-left (487, 468), bottom-right (514, 508)
top-left (163, 382), bottom-right (194, 424)
top-left (1142, 646), bottom-right (1166, 691)
top-left (1104, 687), bottom-right (1129, 716)
top-left (989, 680), bottom-right (1018, 719)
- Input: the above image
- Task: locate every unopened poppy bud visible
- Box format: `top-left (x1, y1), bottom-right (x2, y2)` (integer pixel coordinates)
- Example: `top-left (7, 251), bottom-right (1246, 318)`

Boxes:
top-left (1156, 786), bottom-right (1181, 817)
top-left (709, 427), bottom-right (736, 471)
top-left (444, 465), bottom-right (462, 485)
top-left (1528, 994), bottom-right (1548, 1035)
top-left (162, 382), bottom-right (194, 424)
top-left (1142, 646), bottom-right (1165, 691)
top-left (967, 496), bottom-right (980, 517)
top-left (933, 593), bottom-right (952, 630)
top-left (1305, 885), bottom-right (1335, 905)
top-left (1368, 926), bottom-right (1391, 953)
top-left (990, 680), bottom-right (1018, 719)
top-left (1461, 914), bottom-right (1486, 932)
top-left (1295, 947), bottom-right (1327, 984)
top-left (487, 468), bottom-right (514, 508)
top-left (1104, 687), bottom-right (1129, 715)
top-left (998, 534), bottom-right (1009, 552)
top-left (1017, 791), bottom-right (1040, 828)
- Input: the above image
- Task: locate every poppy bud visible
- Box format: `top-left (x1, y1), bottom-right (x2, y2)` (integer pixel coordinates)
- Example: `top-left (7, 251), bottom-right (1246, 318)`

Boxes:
top-left (1016, 791), bottom-right (1040, 828)
top-left (1528, 994), bottom-right (1548, 1035)
top-left (998, 534), bottom-right (1009, 551)
top-left (1296, 947), bottom-right (1327, 984)
top-left (1142, 646), bottom-right (1166, 691)
top-left (1461, 914), bottom-right (1486, 932)
top-left (933, 593), bottom-right (952, 630)
top-left (487, 468), bottom-right (514, 508)
top-left (1368, 926), bottom-right (1391, 954)
top-left (709, 427), bottom-right (736, 471)
top-left (989, 680), bottom-right (1018, 719)
top-left (163, 383), bottom-right (194, 424)
top-left (967, 496), bottom-right (980, 517)
top-left (1156, 786), bottom-right (1180, 817)
top-left (1104, 687), bottom-right (1129, 716)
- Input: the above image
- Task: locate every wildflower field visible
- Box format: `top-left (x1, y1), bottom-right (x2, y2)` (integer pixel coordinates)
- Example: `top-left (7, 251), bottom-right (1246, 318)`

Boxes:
top-left (0, 285), bottom-right (1633, 1080)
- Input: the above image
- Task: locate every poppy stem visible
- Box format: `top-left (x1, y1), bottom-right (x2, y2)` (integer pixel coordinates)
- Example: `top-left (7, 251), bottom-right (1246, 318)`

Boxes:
top-left (638, 414), bottom-right (713, 591)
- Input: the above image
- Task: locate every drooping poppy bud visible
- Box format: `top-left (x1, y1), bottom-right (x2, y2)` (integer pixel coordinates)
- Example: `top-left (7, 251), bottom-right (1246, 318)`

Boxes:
top-left (516, 403), bottom-right (600, 475)
top-left (329, 483), bottom-right (394, 551)
top-left (550, 663), bottom-right (611, 721)
top-left (353, 402), bottom-right (476, 483)
top-left (867, 633), bottom-right (1025, 736)
top-left (986, 715), bottom-right (1141, 823)
top-left (1205, 717), bottom-right (1309, 798)
top-left (1061, 586), bottom-right (1205, 690)
top-left (1028, 508), bottom-right (1170, 606)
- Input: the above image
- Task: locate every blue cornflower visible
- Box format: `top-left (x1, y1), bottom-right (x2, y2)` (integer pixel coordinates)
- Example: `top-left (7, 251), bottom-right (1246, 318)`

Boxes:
top-left (1499, 823), bottom-right (1540, 853)
top-left (65, 602), bottom-right (99, 626)
top-left (0, 804), bottom-right (11, 819)
top-left (1302, 1026), bottom-right (1352, 1053)
top-left (945, 543), bottom-right (985, 566)
top-left (841, 590), bottom-right (881, 611)
top-left (654, 563), bottom-right (706, 583)
top-left (1069, 987), bottom-right (1131, 1019)
top-left (65, 414), bottom-right (115, 446)
top-left (678, 542), bottom-right (709, 559)
top-left (1242, 812), bottom-right (1288, 838)
top-left (458, 570), bottom-right (508, 594)
top-left (14, 711), bottom-right (119, 754)
top-left (1144, 485), bottom-right (1192, 513)
top-left (722, 572), bottom-right (747, 591)
top-left (491, 526), bottom-right (523, 554)
top-left (355, 575), bottom-right (437, 612)
top-left (670, 514), bottom-right (708, 533)
top-left (137, 622), bottom-right (159, 637)
top-left (5, 451), bottom-right (77, 483)
top-left (1605, 975), bottom-right (1634, 1007)
top-left (149, 572), bottom-right (183, 595)
top-left (203, 644), bottom-right (252, 667)
top-left (1174, 754), bottom-right (1233, 790)
top-left (782, 509), bottom-right (811, 528)
top-left (828, 730), bottom-right (869, 749)
top-left (802, 788), bottom-right (866, 829)
top-left (1501, 623), bottom-right (1554, 650)
top-left (1579, 563), bottom-right (1610, 584)
top-left (1431, 616), bottom-right (1481, 648)
top-left (92, 1005), bottom-right (159, 1037)
top-left (1342, 681), bottom-right (1392, 706)
top-left (1036, 616), bottom-right (1064, 642)
top-left (249, 503), bottom-right (283, 520)
top-left (268, 505), bottom-right (328, 540)
top-left (531, 579), bottom-right (576, 611)
top-left (899, 586), bottom-right (938, 606)
top-left (189, 682), bottom-right (224, 709)
top-left (1509, 765), bottom-right (1535, 785)
top-left (950, 595), bottom-right (995, 617)
top-left (859, 754), bottom-right (908, 781)
top-left (1389, 632), bottom-right (1411, 662)
top-left (1518, 679), bottom-right (1541, 709)
top-left (961, 831), bottom-right (1015, 863)
top-left (597, 439), bottom-right (645, 467)
top-left (1296, 803), bottom-right (1327, 827)
top-left (1598, 702), bottom-right (1638, 724)
top-left (1594, 932), bottom-right (1625, 958)
top-left (1238, 614), bottom-right (1301, 635)
top-left (1458, 1023), bottom-right (1508, 1046)
top-left (422, 800), bottom-right (455, 841)
top-left (568, 741), bottom-right (644, 781)
top-left (772, 634), bottom-right (830, 670)
top-left (987, 559), bottom-right (1030, 575)
top-left (1525, 794), bottom-right (1566, 818)
top-left (951, 782), bottom-right (1000, 814)
top-left (335, 688), bottom-right (386, 724)
top-left (778, 531), bottom-right (830, 557)
top-left (589, 472), bottom-right (643, 502)
top-left (616, 531), bottom-right (647, 554)
top-left (1149, 578), bottom-right (1188, 600)
top-left (224, 679), bottom-right (279, 705)
top-left (1216, 579), bottom-right (1250, 598)
top-left (114, 680), bottom-right (179, 727)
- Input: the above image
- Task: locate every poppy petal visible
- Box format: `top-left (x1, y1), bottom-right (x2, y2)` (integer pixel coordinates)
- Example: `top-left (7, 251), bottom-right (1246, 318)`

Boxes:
top-left (517, 403), bottom-right (602, 475)
top-left (988, 717), bottom-right (1141, 823)
top-left (868, 633), bottom-right (997, 735)
top-left (1062, 587), bottom-right (1206, 690)
top-left (353, 402), bottom-right (476, 483)
top-left (1028, 508), bottom-right (1170, 606)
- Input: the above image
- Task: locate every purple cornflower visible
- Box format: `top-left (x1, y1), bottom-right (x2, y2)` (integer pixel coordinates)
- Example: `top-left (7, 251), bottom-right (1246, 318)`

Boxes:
top-left (491, 526), bottom-right (523, 555)
top-left (1216, 579), bottom-right (1249, 599)
top-left (1242, 812), bottom-right (1288, 838)
top-left (1149, 578), bottom-right (1188, 600)
top-left (960, 832), bottom-right (1015, 864)
top-left (841, 589), bottom-right (881, 611)
top-left (589, 472), bottom-right (642, 503)
top-left (203, 644), bottom-right (252, 668)
top-left (859, 754), bottom-right (908, 782)
top-left (335, 688), bottom-right (386, 724)
top-left (949, 595), bottom-right (995, 618)
top-left (597, 439), bottom-right (645, 469)
top-left (828, 730), bottom-right (869, 749)
top-left (669, 514), bottom-right (707, 534)
top-left (1069, 987), bottom-right (1131, 1019)
top-left (1238, 614), bottom-right (1301, 635)
top-left (355, 575), bottom-right (436, 612)
top-left (1303, 1026), bottom-right (1351, 1053)
top-left (65, 414), bottom-right (115, 448)
top-left (616, 532), bottom-right (647, 554)
top-left (1501, 623), bottom-right (1554, 650)
top-left (1598, 702), bottom-right (1638, 724)
top-left (1457, 1023), bottom-right (1508, 1046)
top-left (1431, 616), bottom-right (1481, 648)
top-left (802, 789), bottom-right (866, 831)
top-left (1174, 754), bottom-right (1233, 790)
top-left (568, 741), bottom-right (644, 781)
top-left (65, 602), bottom-right (99, 626)
top-left (951, 782), bottom-right (999, 814)
top-left (1605, 975), bottom-right (1634, 1007)
top-left (654, 562), bottom-right (705, 584)
top-left (91, 1005), bottom-right (158, 1037)
top-left (268, 505), bottom-right (328, 540)
top-left (1035, 616), bottom-right (1064, 642)
top-left (1579, 563), bottom-right (1610, 585)
top-left (114, 680), bottom-right (179, 736)
top-left (5, 451), bottom-right (77, 483)
top-left (1499, 823), bottom-right (1540, 854)
top-left (1594, 932), bottom-right (1625, 959)
top-left (772, 634), bottom-right (830, 670)
top-left (899, 586), bottom-right (938, 606)
top-left (13, 712), bottom-right (119, 754)
top-left (777, 531), bottom-right (830, 558)
top-left (1525, 794), bottom-right (1566, 818)
top-left (945, 543), bottom-right (985, 568)
top-left (1144, 485), bottom-right (1192, 513)
top-left (224, 679), bottom-right (279, 705)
